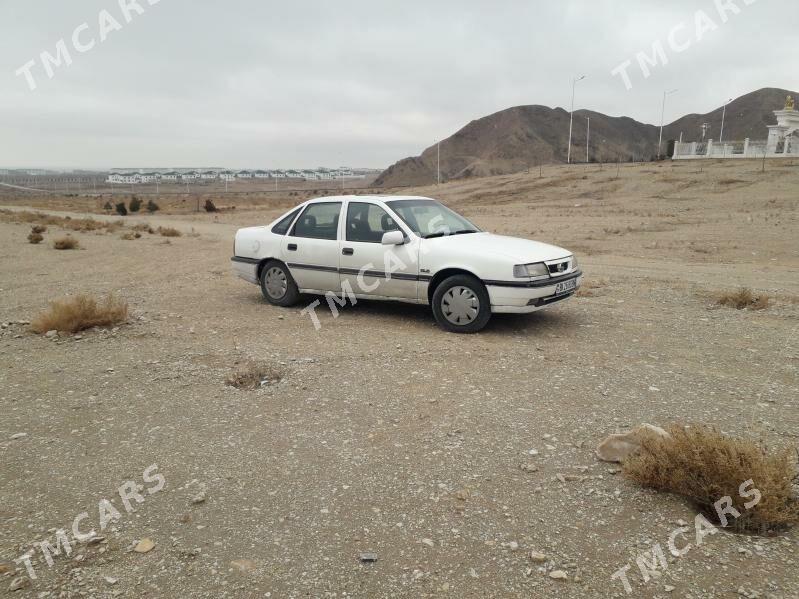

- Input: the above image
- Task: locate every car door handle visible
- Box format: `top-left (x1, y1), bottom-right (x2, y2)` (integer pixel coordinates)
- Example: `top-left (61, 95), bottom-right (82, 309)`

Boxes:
top-left (287, 243), bottom-right (297, 251)
top-left (342, 248), bottom-right (354, 256)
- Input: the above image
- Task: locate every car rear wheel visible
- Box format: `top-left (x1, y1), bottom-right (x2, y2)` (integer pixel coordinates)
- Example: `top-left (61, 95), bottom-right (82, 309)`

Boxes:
top-left (260, 261), bottom-right (299, 307)
top-left (431, 274), bottom-right (491, 333)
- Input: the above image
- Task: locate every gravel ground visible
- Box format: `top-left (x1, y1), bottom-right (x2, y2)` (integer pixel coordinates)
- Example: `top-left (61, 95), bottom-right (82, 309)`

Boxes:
top-left (1, 160), bottom-right (798, 598)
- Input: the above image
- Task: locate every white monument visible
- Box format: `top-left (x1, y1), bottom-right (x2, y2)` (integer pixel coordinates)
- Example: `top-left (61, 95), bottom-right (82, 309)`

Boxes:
top-left (766, 95), bottom-right (799, 154)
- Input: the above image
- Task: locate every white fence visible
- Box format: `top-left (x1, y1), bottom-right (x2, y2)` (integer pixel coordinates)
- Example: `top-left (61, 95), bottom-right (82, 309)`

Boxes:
top-left (673, 138), bottom-right (796, 159)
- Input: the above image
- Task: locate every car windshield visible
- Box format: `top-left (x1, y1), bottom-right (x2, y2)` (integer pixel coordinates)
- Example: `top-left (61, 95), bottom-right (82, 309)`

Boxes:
top-left (385, 199), bottom-right (480, 239)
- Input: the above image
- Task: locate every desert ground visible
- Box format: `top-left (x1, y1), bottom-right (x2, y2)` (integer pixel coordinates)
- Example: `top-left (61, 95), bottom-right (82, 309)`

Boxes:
top-left (1, 159), bottom-right (798, 598)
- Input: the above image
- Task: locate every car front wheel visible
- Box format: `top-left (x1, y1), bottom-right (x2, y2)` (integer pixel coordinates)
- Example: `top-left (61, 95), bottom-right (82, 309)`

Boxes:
top-left (260, 261), bottom-right (300, 307)
top-left (431, 274), bottom-right (491, 333)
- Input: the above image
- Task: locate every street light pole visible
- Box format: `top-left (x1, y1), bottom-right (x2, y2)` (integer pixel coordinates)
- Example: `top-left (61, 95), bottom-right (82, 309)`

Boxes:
top-left (658, 88), bottom-right (678, 159)
top-left (719, 97), bottom-right (733, 144)
top-left (567, 75), bottom-right (586, 164)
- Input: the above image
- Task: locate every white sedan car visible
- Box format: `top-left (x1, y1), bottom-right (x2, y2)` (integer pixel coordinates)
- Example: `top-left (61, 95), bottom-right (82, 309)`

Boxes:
top-left (231, 195), bottom-right (581, 333)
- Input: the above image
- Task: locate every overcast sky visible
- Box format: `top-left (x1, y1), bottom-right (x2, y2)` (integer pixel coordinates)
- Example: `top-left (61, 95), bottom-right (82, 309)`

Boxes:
top-left (1, 0), bottom-right (796, 169)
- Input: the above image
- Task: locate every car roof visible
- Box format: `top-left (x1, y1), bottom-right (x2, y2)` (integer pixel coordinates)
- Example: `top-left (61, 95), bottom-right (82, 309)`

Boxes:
top-left (304, 195), bottom-right (435, 204)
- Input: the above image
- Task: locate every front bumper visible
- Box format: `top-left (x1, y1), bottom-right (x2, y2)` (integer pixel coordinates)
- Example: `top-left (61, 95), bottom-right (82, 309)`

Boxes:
top-left (486, 270), bottom-right (582, 314)
top-left (231, 256), bottom-right (260, 285)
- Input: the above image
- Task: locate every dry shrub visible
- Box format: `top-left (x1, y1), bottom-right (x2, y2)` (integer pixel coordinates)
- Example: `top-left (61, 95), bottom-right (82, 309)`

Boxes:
top-left (576, 278), bottom-right (608, 298)
top-left (53, 236), bottom-right (80, 250)
top-left (716, 287), bottom-right (769, 310)
top-left (120, 232), bottom-right (141, 240)
top-left (31, 225), bottom-right (47, 234)
top-left (31, 294), bottom-right (128, 334)
top-left (226, 363), bottom-right (285, 390)
top-left (157, 226), bottom-right (182, 237)
top-left (0, 210), bottom-right (122, 234)
top-left (28, 232), bottom-right (44, 244)
top-left (131, 223), bottom-right (153, 233)
top-left (624, 424), bottom-right (799, 534)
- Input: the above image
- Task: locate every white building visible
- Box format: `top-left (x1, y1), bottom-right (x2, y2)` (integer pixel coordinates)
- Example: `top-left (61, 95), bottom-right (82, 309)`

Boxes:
top-left (162, 171), bottom-right (181, 181)
top-left (116, 173), bottom-right (141, 184)
top-left (253, 170), bottom-right (270, 178)
top-left (182, 171), bottom-right (199, 180)
top-left (270, 170), bottom-right (287, 178)
top-left (139, 172), bottom-right (158, 183)
top-left (219, 170), bottom-right (236, 181)
top-left (201, 170), bottom-right (217, 180)
top-left (237, 170), bottom-right (253, 179)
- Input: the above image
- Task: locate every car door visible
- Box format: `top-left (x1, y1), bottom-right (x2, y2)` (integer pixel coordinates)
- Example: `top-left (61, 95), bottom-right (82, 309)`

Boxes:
top-left (339, 201), bottom-right (420, 299)
top-left (282, 201), bottom-right (342, 292)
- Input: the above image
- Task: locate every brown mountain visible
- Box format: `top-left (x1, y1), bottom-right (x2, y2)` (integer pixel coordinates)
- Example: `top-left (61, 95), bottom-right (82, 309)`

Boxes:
top-left (375, 87), bottom-right (796, 187)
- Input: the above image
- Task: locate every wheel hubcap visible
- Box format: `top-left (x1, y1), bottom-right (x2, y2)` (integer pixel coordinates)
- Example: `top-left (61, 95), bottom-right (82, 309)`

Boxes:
top-left (441, 286), bottom-right (479, 325)
top-left (265, 267), bottom-right (288, 299)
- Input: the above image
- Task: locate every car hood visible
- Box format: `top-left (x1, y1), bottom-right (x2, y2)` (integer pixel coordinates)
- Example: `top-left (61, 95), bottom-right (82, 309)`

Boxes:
top-left (424, 232), bottom-right (571, 262)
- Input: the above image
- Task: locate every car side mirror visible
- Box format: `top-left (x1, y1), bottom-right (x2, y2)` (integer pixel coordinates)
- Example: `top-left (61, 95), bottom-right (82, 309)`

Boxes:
top-left (381, 230), bottom-right (405, 245)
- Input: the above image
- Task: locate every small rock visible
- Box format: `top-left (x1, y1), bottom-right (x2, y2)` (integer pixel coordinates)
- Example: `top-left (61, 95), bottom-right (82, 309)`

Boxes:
top-left (420, 538), bottom-right (435, 547)
top-left (104, 577), bottom-right (118, 585)
top-left (507, 541), bottom-right (519, 551)
top-left (190, 490), bottom-right (207, 505)
top-left (133, 538), bottom-right (155, 553)
top-left (10, 433), bottom-right (28, 440)
top-left (549, 570), bottom-right (568, 580)
top-left (529, 551), bottom-right (548, 563)
top-left (9, 576), bottom-right (29, 592)
top-left (45, 330), bottom-right (58, 338)
top-left (664, 585), bottom-right (675, 592)
top-left (359, 552), bottom-right (378, 563)
top-left (230, 559), bottom-right (256, 573)
top-left (520, 463), bottom-right (539, 473)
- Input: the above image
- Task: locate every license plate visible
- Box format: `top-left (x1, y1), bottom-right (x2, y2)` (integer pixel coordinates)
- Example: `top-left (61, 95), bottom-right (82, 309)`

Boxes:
top-left (554, 278), bottom-right (577, 294)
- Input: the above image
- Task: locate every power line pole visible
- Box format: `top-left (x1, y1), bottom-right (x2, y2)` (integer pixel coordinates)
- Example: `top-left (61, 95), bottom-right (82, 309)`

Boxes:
top-left (437, 140), bottom-right (441, 185)
top-left (586, 117), bottom-right (590, 163)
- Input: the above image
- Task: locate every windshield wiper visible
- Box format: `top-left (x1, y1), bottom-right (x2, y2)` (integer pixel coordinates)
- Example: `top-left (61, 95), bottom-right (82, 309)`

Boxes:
top-left (423, 230), bottom-right (478, 239)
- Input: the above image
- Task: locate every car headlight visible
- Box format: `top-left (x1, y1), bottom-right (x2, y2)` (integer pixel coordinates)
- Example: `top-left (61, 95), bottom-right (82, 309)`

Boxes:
top-left (513, 262), bottom-right (549, 279)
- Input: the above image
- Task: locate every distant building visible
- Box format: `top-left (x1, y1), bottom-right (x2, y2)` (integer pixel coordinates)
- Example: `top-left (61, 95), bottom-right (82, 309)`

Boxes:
top-left (237, 170), bottom-right (253, 179)
top-left (161, 171), bottom-right (181, 181)
top-left (219, 170), bottom-right (236, 181)
top-left (200, 170), bottom-right (217, 180)
top-left (182, 171), bottom-right (199, 180)
top-left (139, 172), bottom-right (158, 183)
top-left (253, 170), bottom-right (270, 178)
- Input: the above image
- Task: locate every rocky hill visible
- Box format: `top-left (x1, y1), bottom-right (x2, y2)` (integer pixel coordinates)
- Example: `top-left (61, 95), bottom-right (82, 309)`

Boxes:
top-left (375, 87), bottom-right (797, 187)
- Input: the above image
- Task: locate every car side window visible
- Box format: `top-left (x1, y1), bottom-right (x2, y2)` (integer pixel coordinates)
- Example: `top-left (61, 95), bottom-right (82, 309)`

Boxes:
top-left (290, 202), bottom-right (342, 240)
top-left (271, 208), bottom-right (301, 235)
top-left (346, 202), bottom-right (400, 243)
